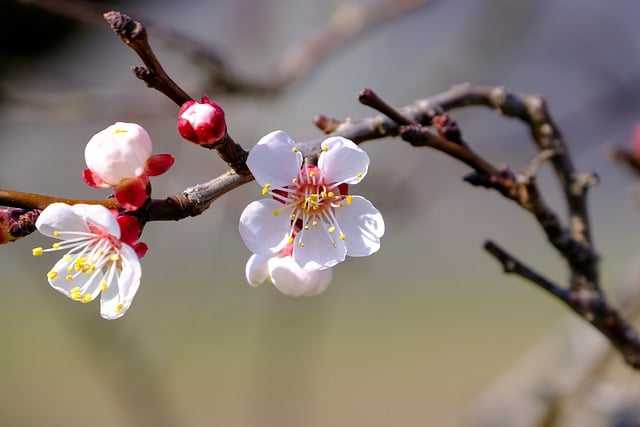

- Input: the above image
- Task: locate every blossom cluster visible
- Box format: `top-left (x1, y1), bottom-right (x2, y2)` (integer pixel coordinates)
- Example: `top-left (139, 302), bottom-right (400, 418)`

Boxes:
top-left (25, 96), bottom-right (384, 319)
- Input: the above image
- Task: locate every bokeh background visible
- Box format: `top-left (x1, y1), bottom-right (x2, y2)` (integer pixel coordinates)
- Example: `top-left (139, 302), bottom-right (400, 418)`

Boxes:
top-left (2, 1), bottom-right (640, 426)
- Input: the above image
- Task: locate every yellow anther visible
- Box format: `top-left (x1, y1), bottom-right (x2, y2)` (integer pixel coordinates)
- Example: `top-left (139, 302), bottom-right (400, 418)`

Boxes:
top-left (261, 183), bottom-right (271, 196)
top-left (47, 271), bottom-right (58, 281)
top-left (100, 280), bottom-right (109, 292)
top-left (320, 191), bottom-right (327, 198)
top-left (327, 192), bottom-right (334, 198)
top-left (52, 230), bottom-right (61, 237)
top-left (116, 304), bottom-right (124, 313)
top-left (52, 242), bottom-right (62, 249)
top-left (71, 293), bottom-right (83, 301)
top-left (290, 213), bottom-right (296, 220)
top-left (309, 171), bottom-right (316, 177)
top-left (81, 294), bottom-right (93, 304)
top-left (272, 209), bottom-right (280, 217)
top-left (339, 232), bottom-right (346, 241)
top-left (291, 147), bottom-right (300, 153)
top-left (70, 287), bottom-right (82, 294)
top-left (299, 242), bottom-right (305, 248)
top-left (346, 195), bottom-right (353, 205)
top-left (321, 144), bottom-right (329, 152)
top-left (307, 194), bottom-right (319, 206)
top-left (356, 172), bottom-right (364, 179)
top-left (287, 236), bottom-right (295, 245)
top-left (65, 274), bottom-right (74, 281)
top-left (109, 254), bottom-right (119, 262)
top-left (327, 226), bottom-right (336, 233)
top-left (32, 247), bottom-right (43, 257)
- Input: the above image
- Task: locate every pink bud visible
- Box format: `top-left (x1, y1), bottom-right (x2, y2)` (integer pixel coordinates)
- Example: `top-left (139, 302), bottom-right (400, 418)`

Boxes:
top-left (177, 96), bottom-right (226, 146)
top-left (0, 209), bottom-right (15, 244)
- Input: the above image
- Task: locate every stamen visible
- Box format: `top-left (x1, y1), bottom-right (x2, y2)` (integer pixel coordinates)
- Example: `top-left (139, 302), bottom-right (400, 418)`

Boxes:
top-left (321, 143), bottom-right (329, 152)
top-left (32, 247), bottom-right (43, 257)
top-left (116, 304), bottom-right (124, 313)
top-left (47, 271), bottom-right (58, 281)
top-left (327, 226), bottom-right (336, 233)
top-left (339, 232), bottom-right (346, 241)
top-left (346, 195), bottom-right (353, 205)
top-left (52, 230), bottom-right (61, 237)
top-left (261, 183), bottom-right (271, 196)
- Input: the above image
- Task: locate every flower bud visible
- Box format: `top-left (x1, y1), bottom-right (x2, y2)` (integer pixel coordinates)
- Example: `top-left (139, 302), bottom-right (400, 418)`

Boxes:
top-left (0, 209), bottom-right (15, 244)
top-left (85, 122), bottom-right (152, 186)
top-left (177, 96), bottom-right (226, 146)
top-left (83, 122), bottom-right (175, 212)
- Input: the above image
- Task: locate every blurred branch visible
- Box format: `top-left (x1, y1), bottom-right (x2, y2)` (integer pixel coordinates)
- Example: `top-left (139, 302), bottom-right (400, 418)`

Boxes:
top-left (19, 0), bottom-right (432, 96)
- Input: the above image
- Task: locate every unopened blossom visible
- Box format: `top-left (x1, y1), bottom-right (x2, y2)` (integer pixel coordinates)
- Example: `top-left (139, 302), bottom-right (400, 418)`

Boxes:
top-left (245, 243), bottom-right (333, 297)
top-left (32, 203), bottom-right (143, 319)
top-left (177, 96), bottom-right (227, 146)
top-left (83, 122), bottom-right (175, 211)
top-left (239, 131), bottom-right (385, 271)
top-left (0, 208), bottom-right (16, 244)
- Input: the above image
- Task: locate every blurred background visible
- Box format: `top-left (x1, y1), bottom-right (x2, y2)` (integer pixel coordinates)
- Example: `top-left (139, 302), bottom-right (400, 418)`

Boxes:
top-left (2, 0), bottom-right (640, 426)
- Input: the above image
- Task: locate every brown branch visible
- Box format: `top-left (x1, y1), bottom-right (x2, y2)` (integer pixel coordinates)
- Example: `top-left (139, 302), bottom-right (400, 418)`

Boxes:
top-left (484, 241), bottom-right (640, 369)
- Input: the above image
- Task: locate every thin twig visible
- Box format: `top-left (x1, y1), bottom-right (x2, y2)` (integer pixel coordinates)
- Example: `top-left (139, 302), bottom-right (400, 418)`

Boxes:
top-left (484, 241), bottom-right (640, 369)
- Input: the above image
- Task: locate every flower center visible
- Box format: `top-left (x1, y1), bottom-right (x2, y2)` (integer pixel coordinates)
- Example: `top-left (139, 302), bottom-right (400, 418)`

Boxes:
top-left (262, 164), bottom-right (353, 249)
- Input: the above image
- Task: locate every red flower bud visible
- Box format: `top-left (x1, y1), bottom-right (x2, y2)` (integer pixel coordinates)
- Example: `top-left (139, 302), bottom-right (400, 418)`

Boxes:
top-left (177, 96), bottom-right (226, 146)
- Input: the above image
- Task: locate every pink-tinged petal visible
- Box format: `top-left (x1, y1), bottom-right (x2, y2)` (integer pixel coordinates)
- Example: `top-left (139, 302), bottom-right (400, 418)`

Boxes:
top-left (177, 118), bottom-right (198, 143)
top-left (334, 196), bottom-right (384, 257)
top-left (268, 256), bottom-right (333, 297)
top-left (71, 204), bottom-right (121, 238)
top-left (239, 199), bottom-right (292, 255)
top-left (247, 130), bottom-right (303, 188)
top-left (132, 242), bottom-right (148, 259)
top-left (178, 99), bottom-right (196, 117)
top-left (144, 153), bottom-right (175, 177)
top-left (245, 254), bottom-right (270, 287)
top-left (82, 168), bottom-right (110, 188)
top-left (292, 223), bottom-right (346, 271)
top-left (633, 125), bottom-right (640, 157)
top-left (36, 203), bottom-right (90, 238)
top-left (318, 136), bottom-right (369, 185)
top-left (116, 215), bottom-right (142, 245)
top-left (115, 177), bottom-right (149, 212)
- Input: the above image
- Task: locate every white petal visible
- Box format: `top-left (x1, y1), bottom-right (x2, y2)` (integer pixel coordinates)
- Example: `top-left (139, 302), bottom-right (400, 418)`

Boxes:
top-left (47, 253), bottom-right (103, 301)
top-left (334, 196), bottom-right (384, 257)
top-left (71, 204), bottom-right (120, 238)
top-left (247, 130), bottom-right (302, 187)
top-left (36, 203), bottom-right (90, 238)
top-left (318, 137), bottom-right (369, 185)
top-left (292, 222), bottom-right (346, 270)
top-left (268, 256), bottom-right (333, 297)
top-left (85, 122), bottom-right (152, 185)
top-left (100, 245), bottom-right (141, 319)
top-left (245, 254), bottom-right (270, 287)
top-left (239, 199), bottom-right (292, 255)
